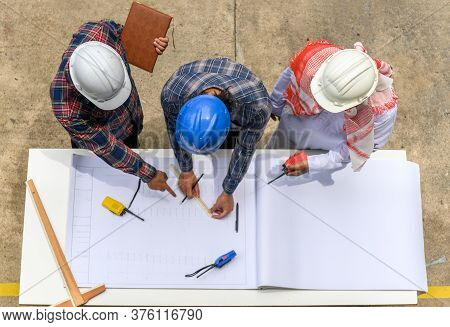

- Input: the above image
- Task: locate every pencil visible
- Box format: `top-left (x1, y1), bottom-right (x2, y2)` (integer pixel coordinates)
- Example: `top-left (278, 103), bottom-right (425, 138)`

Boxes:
top-left (180, 173), bottom-right (204, 204)
top-left (235, 202), bottom-right (239, 233)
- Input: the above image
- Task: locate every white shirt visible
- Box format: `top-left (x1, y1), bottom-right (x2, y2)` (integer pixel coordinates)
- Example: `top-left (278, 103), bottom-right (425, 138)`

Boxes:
top-left (267, 68), bottom-right (398, 172)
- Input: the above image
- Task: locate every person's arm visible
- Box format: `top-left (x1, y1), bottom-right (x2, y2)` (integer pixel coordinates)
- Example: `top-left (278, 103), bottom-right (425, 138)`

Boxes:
top-left (222, 105), bottom-right (270, 194)
top-left (307, 106), bottom-right (398, 172)
top-left (161, 95), bottom-right (194, 172)
top-left (306, 142), bottom-right (350, 173)
top-left (270, 68), bottom-right (293, 117)
top-left (210, 104), bottom-right (269, 218)
top-left (61, 117), bottom-right (157, 182)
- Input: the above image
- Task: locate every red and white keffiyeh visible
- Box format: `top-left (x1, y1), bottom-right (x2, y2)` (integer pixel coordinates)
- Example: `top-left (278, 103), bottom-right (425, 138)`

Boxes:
top-left (284, 40), bottom-right (398, 170)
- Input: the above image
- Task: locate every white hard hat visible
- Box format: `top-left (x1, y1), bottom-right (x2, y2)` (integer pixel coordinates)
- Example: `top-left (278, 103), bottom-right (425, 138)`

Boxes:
top-left (310, 49), bottom-right (378, 113)
top-left (69, 41), bottom-right (131, 110)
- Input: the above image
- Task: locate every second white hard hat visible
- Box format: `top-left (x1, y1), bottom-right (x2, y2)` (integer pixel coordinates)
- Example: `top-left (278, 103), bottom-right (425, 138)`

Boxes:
top-left (69, 41), bottom-right (131, 110)
top-left (310, 49), bottom-right (378, 113)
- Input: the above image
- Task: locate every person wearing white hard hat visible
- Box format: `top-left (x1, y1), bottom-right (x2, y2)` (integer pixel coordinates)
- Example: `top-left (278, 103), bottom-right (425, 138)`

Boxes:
top-left (266, 40), bottom-right (398, 175)
top-left (50, 20), bottom-right (175, 196)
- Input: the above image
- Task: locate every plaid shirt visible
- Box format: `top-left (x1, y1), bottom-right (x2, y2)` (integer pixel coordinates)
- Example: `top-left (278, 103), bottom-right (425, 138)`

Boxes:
top-left (50, 20), bottom-right (156, 182)
top-left (161, 58), bottom-right (271, 194)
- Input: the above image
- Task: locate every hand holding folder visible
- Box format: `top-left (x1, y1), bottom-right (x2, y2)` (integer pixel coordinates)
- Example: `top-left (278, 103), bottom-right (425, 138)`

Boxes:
top-left (121, 2), bottom-right (173, 72)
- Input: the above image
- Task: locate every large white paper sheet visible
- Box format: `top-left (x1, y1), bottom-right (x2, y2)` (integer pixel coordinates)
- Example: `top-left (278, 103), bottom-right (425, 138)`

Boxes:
top-left (66, 154), bottom-right (257, 289)
top-left (65, 152), bottom-right (426, 291)
top-left (255, 154), bottom-right (427, 291)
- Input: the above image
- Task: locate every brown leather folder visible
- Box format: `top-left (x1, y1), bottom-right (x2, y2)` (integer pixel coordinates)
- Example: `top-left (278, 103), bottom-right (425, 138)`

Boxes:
top-left (121, 2), bottom-right (172, 72)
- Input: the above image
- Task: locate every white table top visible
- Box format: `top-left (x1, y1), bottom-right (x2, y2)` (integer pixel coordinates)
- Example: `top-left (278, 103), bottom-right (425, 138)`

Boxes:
top-left (19, 149), bottom-right (417, 306)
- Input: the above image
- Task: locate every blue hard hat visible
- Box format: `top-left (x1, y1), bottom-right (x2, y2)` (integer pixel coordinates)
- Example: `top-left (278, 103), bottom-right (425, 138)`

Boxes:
top-left (175, 94), bottom-right (231, 155)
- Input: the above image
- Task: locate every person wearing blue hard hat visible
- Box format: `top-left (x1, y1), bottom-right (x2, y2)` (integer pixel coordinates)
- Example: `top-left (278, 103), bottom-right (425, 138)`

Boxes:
top-left (175, 94), bottom-right (231, 155)
top-left (161, 58), bottom-right (271, 218)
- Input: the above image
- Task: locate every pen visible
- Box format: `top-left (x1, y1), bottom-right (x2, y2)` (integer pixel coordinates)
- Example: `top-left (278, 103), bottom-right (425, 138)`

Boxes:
top-left (235, 202), bottom-right (239, 233)
top-left (180, 173), bottom-right (204, 205)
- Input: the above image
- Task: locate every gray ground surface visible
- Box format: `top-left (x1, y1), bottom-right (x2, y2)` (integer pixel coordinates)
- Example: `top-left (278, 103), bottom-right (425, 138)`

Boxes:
top-left (0, 0), bottom-right (448, 306)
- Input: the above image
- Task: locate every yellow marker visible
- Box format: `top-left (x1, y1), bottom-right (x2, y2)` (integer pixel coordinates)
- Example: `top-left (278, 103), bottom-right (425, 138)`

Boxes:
top-left (102, 196), bottom-right (145, 222)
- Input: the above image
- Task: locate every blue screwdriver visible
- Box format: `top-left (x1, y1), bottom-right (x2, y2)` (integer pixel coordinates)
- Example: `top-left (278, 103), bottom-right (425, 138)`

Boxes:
top-left (185, 250), bottom-right (237, 278)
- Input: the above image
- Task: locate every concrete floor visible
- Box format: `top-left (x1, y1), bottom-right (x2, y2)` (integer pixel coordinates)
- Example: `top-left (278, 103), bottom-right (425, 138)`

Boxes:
top-left (0, 0), bottom-right (448, 306)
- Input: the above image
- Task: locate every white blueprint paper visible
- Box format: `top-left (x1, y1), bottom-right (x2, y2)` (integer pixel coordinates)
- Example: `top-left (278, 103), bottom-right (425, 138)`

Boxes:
top-left (255, 154), bottom-right (427, 291)
top-left (66, 153), bottom-right (427, 291)
top-left (66, 154), bottom-right (257, 289)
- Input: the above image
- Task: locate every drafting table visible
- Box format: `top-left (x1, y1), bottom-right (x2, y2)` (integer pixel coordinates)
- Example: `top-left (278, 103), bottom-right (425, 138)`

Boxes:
top-left (19, 149), bottom-right (419, 305)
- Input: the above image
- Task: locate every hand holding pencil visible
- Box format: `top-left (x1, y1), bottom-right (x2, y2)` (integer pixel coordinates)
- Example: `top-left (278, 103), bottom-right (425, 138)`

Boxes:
top-left (178, 171), bottom-right (202, 201)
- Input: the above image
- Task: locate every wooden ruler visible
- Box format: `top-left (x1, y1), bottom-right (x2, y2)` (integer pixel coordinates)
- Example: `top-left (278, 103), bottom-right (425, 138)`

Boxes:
top-left (170, 165), bottom-right (212, 217)
top-left (26, 179), bottom-right (105, 306)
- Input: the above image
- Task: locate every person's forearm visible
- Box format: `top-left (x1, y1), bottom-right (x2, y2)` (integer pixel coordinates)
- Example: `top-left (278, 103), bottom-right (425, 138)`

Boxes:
top-left (162, 102), bottom-right (194, 172)
top-left (222, 105), bottom-right (269, 193)
top-left (73, 134), bottom-right (157, 182)
top-left (173, 148), bottom-right (193, 172)
top-left (222, 143), bottom-right (255, 194)
top-left (307, 143), bottom-right (350, 173)
top-left (167, 131), bottom-right (193, 172)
